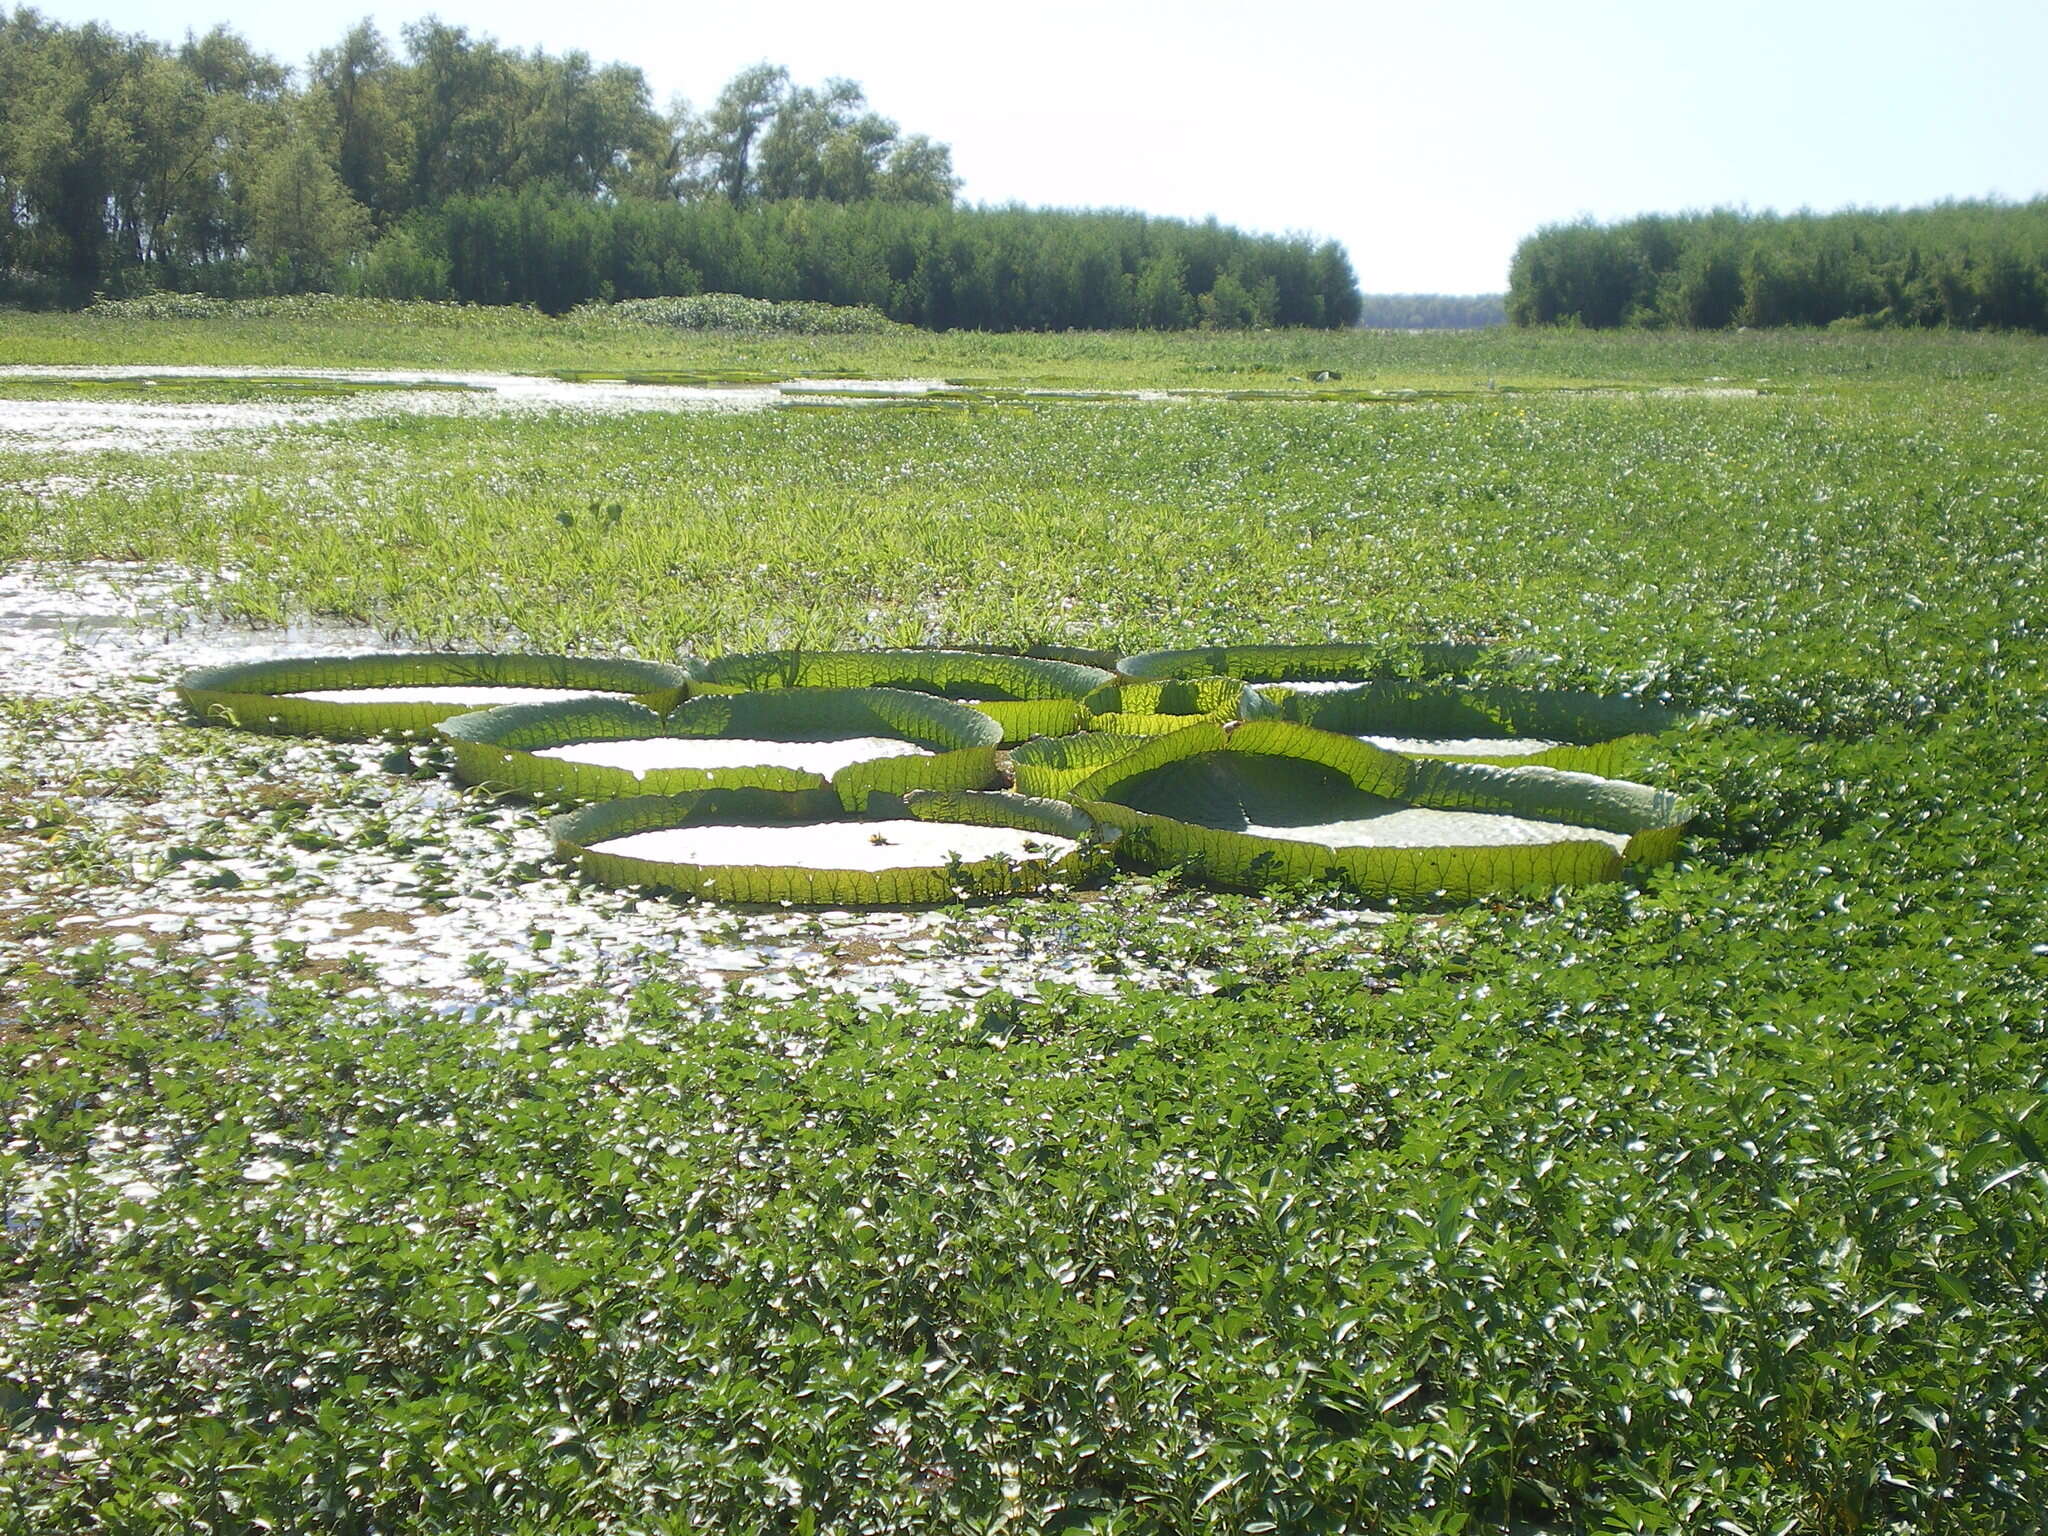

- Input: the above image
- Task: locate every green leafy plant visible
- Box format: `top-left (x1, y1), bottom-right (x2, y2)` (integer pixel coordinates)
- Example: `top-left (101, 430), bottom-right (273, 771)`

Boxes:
top-left (176, 652), bottom-right (694, 741)
top-left (1071, 719), bottom-right (1690, 897)
top-left (550, 785), bottom-right (1115, 904)
top-left (439, 687), bottom-right (1001, 809)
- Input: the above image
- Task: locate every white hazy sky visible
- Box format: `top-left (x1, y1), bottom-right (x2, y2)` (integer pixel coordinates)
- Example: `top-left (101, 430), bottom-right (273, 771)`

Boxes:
top-left (32, 0), bottom-right (2048, 292)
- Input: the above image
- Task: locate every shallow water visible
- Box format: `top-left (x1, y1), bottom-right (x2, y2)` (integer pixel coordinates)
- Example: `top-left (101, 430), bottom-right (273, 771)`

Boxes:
top-left (0, 561), bottom-right (385, 698)
top-left (0, 365), bottom-right (952, 454)
top-left (537, 735), bottom-right (929, 777)
top-left (593, 820), bottom-right (1077, 872)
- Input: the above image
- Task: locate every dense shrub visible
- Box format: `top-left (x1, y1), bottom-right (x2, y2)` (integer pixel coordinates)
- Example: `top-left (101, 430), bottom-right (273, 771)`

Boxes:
top-left (582, 293), bottom-right (902, 335)
top-left (1509, 201), bottom-right (2048, 333)
top-left (410, 190), bottom-right (1361, 327)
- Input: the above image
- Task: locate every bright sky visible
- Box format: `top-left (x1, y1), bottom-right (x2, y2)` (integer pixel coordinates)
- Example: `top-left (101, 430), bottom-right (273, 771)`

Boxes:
top-left (33, 0), bottom-right (2048, 292)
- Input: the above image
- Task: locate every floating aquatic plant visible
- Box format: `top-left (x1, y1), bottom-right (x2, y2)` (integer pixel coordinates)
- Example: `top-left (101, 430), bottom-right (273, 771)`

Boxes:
top-left (1070, 719), bottom-right (1690, 899)
top-left (552, 786), bottom-right (1115, 905)
top-left (439, 687), bottom-right (1001, 808)
top-left (1271, 680), bottom-right (1690, 776)
top-left (176, 652), bottom-right (694, 741)
top-left (1079, 675), bottom-right (1279, 736)
top-left (1010, 731), bottom-right (1151, 798)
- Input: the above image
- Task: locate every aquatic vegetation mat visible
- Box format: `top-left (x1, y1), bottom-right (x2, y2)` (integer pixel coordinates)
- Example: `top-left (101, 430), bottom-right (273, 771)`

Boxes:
top-left (1118, 640), bottom-right (1493, 683)
top-left (439, 687), bottom-right (1001, 808)
top-left (553, 786), bottom-right (1113, 904)
top-left (691, 649), bottom-right (1114, 742)
top-left (176, 652), bottom-right (694, 740)
top-left (1073, 720), bottom-right (1690, 898)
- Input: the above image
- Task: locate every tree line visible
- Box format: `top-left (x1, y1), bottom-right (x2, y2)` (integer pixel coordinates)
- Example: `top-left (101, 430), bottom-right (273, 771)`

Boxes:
top-left (0, 9), bottom-right (1361, 328)
top-left (1354, 293), bottom-right (1505, 329)
top-left (1507, 201), bottom-right (2048, 333)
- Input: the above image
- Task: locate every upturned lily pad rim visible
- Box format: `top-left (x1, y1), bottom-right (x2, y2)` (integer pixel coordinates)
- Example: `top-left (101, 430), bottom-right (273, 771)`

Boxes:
top-left (1009, 730), bottom-right (1149, 798)
top-left (176, 651), bottom-right (696, 740)
top-left (1271, 680), bottom-right (1688, 740)
top-left (551, 787), bottom-right (1117, 907)
top-left (438, 688), bottom-right (1001, 808)
top-left (1071, 720), bottom-right (1690, 838)
top-left (1068, 720), bottom-right (1692, 897)
top-left (1082, 675), bottom-right (1281, 728)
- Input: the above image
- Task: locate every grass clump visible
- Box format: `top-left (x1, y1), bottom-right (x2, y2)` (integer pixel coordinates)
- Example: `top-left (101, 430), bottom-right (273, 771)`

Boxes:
top-left (577, 294), bottom-right (906, 336)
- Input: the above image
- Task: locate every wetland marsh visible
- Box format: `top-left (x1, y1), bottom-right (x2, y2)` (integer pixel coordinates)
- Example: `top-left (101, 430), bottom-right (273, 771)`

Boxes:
top-left (1, 308), bottom-right (2045, 1533)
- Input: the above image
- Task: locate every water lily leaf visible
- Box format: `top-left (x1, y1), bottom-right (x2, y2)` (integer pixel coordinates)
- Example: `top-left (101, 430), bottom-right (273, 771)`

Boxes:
top-left (1010, 731), bottom-right (1151, 798)
top-left (1271, 680), bottom-right (1690, 776)
top-left (1071, 720), bottom-right (1691, 898)
top-left (551, 786), bottom-right (1116, 905)
top-left (440, 687), bottom-right (1000, 809)
top-left (176, 652), bottom-right (694, 741)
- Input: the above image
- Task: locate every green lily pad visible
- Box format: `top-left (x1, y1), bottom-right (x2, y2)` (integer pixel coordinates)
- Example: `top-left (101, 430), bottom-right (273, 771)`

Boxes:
top-left (552, 787), bottom-right (1117, 906)
top-left (439, 687), bottom-right (1001, 809)
top-left (176, 652), bottom-right (695, 741)
top-left (1080, 676), bottom-right (1280, 736)
top-left (1070, 720), bottom-right (1691, 899)
top-left (1272, 681), bottom-right (1690, 776)
top-left (1010, 731), bottom-right (1150, 799)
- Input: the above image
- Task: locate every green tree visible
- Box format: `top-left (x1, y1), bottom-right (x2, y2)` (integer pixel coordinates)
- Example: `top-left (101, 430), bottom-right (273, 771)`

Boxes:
top-left (1135, 247), bottom-right (1194, 328)
top-left (684, 62), bottom-right (787, 205)
top-left (247, 127), bottom-right (369, 291)
top-left (307, 22), bottom-right (413, 225)
top-left (878, 134), bottom-right (957, 206)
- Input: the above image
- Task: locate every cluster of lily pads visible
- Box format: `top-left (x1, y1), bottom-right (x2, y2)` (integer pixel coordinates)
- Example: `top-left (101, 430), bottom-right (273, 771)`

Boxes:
top-left (175, 642), bottom-right (1693, 907)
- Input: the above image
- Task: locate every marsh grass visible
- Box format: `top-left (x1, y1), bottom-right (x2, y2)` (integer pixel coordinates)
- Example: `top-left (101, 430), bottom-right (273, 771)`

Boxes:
top-left (8, 298), bottom-right (2044, 388)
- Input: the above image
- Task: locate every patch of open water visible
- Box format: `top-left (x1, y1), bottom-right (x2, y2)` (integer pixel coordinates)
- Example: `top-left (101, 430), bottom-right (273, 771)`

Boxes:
top-left (0, 366), bottom-right (954, 455)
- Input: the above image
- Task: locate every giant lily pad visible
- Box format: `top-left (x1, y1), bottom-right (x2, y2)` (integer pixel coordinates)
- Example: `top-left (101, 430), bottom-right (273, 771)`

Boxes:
top-left (1272, 681), bottom-right (1688, 776)
top-left (176, 652), bottom-right (694, 741)
top-left (552, 787), bottom-right (1116, 905)
top-left (1070, 720), bottom-right (1690, 898)
top-left (439, 687), bottom-right (1000, 809)
top-left (689, 649), bottom-right (1114, 743)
